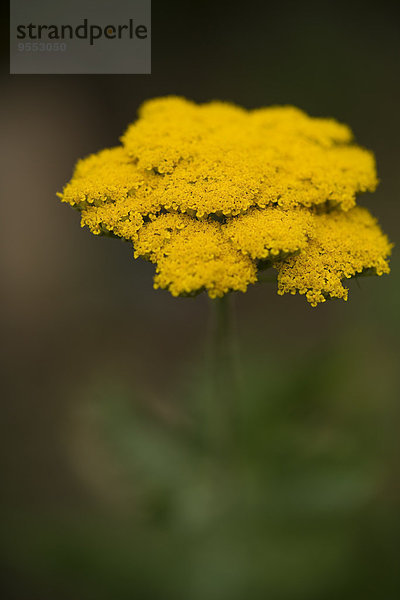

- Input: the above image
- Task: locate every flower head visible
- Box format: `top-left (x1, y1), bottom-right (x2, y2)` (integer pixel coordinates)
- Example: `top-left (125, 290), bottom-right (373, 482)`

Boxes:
top-left (58, 96), bottom-right (392, 305)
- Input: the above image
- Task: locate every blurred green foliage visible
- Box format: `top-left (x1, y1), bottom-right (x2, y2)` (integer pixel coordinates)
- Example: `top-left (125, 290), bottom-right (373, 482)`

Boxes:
top-left (2, 318), bottom-right (399, 599)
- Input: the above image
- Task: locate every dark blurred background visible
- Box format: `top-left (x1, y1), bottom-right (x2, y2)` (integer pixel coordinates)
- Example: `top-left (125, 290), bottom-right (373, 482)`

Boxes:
top-left (1, 1), bottom-right (400, 598)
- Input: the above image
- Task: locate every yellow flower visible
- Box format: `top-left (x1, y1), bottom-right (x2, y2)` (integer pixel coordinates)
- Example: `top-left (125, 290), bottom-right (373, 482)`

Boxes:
top-left (58, 96), bottom-right (392, 305)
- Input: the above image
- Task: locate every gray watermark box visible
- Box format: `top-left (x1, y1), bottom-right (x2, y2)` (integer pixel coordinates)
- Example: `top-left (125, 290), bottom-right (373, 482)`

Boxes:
top-left (10, 0), bottom-right (151, 74)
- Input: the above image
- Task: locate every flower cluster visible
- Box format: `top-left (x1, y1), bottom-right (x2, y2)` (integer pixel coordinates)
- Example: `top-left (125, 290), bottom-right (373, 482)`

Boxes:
top-left (58, 97), bottom-right (392, 305)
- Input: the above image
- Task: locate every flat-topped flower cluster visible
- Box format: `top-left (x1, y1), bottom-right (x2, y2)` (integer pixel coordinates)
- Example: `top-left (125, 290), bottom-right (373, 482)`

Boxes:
top-left (58, 96), bottom-right (392, 305)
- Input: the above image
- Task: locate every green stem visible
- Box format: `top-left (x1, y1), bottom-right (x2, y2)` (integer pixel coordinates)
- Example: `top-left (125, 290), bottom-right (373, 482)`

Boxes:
top-left (206, 294), bottom-right (242, 452)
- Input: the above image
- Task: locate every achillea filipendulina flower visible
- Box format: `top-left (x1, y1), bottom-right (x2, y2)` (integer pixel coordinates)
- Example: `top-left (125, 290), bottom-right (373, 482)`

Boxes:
top-left (58, 96), bottom-right (392, 306)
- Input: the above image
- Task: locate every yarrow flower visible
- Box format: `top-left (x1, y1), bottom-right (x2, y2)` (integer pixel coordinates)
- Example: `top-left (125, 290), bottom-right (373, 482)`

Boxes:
top-left (58, 96), bottom-right (392, 306)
